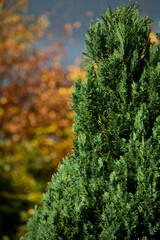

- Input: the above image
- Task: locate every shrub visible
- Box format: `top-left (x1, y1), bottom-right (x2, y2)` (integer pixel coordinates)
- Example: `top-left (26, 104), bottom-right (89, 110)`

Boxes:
top-left (21, 3), bottom-right (160, 239)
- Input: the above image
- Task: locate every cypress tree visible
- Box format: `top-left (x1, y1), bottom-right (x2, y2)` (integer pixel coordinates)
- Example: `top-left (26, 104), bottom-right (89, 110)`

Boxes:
top-left (21, 3), bottom-right (160, 239)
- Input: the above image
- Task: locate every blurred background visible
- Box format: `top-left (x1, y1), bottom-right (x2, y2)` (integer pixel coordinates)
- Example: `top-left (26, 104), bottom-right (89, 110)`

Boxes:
top-left (0, 0), bottom-right (159, 239)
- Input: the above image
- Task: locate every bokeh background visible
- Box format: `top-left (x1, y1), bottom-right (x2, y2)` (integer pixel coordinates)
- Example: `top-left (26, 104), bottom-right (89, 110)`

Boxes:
top-left (29, 0), bottom-right (160, 66)
top-left (0, 0), bottom-right (159, 239)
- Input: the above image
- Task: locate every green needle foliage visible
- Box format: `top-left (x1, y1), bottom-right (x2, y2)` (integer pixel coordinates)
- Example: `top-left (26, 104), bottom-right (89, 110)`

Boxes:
top-left (21, 3), bottom-right (160, 240)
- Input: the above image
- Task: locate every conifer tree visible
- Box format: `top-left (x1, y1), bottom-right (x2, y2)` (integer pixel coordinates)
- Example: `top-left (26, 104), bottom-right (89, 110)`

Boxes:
top-left (21, 3), bottom-right (160, 239)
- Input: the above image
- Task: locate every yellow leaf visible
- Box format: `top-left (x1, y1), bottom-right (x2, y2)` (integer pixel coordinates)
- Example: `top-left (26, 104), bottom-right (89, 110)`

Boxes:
top-left (149, 32), bottom-right (158, 45)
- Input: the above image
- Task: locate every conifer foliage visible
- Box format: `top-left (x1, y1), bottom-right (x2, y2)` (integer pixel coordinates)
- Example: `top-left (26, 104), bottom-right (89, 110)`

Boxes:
top-left (21, 4), bottom-right (160, 239)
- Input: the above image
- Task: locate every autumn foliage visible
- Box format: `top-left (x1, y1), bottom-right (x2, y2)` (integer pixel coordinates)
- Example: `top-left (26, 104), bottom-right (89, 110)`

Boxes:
top-left (1, 1), bottom-right (157, 239)
top-left (0, 0), bottom-right (85, 239)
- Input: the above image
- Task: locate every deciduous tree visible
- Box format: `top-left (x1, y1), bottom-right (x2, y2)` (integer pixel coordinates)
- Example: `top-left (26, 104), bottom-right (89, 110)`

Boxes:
top-left (0, 0), bottom-right (85, 239)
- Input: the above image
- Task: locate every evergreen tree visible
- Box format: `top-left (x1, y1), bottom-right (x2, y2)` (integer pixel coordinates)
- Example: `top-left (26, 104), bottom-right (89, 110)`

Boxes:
top-left (21, 3), bottom-right (160, 239)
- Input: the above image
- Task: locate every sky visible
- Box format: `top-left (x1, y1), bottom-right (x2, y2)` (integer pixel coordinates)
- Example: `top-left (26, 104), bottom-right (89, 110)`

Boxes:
top-left (28, 0), bottom-right (160, 67)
